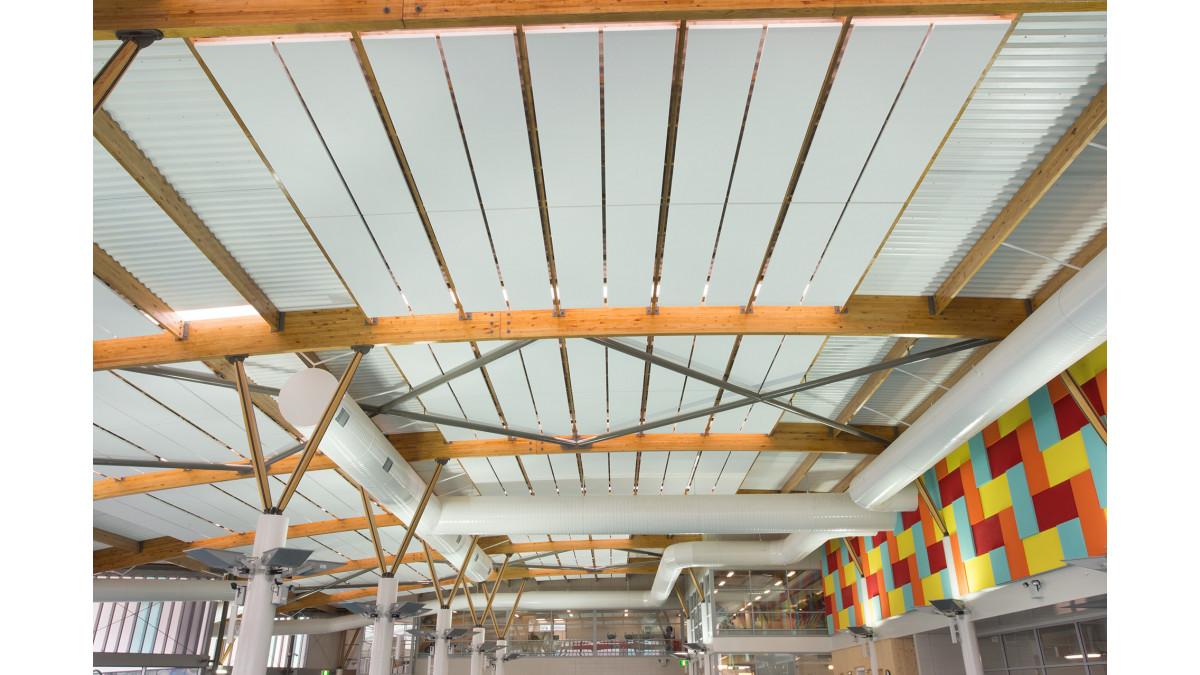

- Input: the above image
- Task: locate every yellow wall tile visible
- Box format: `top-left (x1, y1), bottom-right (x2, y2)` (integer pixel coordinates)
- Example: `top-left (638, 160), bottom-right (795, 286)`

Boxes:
top-left (1023, 527), bottom-right (1066, 575)
top-left (978, 474), bottom-right (1013, 520)
top-left (867, 547), bottom-right (882, 575)
top-left (887, 587), bottom-right (906, 615)
top-left (921, 574), bottom-right (945, 603)
top-left (1067, 342), bottom-right (1107, 384)
top-left (997, 400), bottom-right (1033, 438)
top-left (824, 574), bottom-right (835, 597)
top-left (1043, 432), bottom-right (1089, 486)
top-left (838, 608), bottom-right (850, 630)
top-left (941, 506), bottom-right (957, 534)
top-left (945, 443), bottom-right (971, 472)
top-left (963, 554), bottom-right (995, 594)
top-left (895, 528), bottom-right (915, 560)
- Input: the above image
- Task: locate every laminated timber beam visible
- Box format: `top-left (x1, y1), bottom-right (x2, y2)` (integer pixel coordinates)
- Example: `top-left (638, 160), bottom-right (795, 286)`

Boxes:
top-left (93, 453), bottom-right (338, 500)
top-left (93, 297), bottom-right (1028, 370)
top-left (389, 424), bottom-right (892, 462)
top-left (94, 0), bottom-right (1105, 39)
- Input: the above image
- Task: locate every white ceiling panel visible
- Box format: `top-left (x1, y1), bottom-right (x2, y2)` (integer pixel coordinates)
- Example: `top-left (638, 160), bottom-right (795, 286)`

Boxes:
top-left (691, 451), bottom-right (731, 495)
top-left (661, 451), bottom-right (698, 495)
top-left (489, 456), bottom-right (527, 488)
top-left (606, 338), bottom-right (648, 430)
top-left (487, 208), bottom-right (553, 311)
top-left (548, 205), bottom-right (605, 308)
top-left (707, 336), bottom-right (784, 432)
top-left (311, 531), bottom-right (376, 561)
top-left (295, 470), bottom-right (364, 520)
top-left (93, 278), bottom-right (162, 340)
top-left (477, 344), bottom-right (540, 433)
top-left (604, 27), bottom-right (675, 207)
top-left (154, 485), bottom-right (262, 533)
top-left (804, 454), bottom-right (866, 492)
top-left (609, 453), bottom-right (637, 496)
top-left (458, 457), bottom-right (505, 496)
top-left (274, 39), bottom-right (417, 217)
top-left (726, 24), bottom-right (840, 204)
top-left (643, 337), bottom-right (693, 431)
top-left (388, 344), bottom-right (475, 441)
top-left (565, 338), bottom-right (608, 435)
top-left (741, 403), bottom-right (784, 435)
top-left (361, 35), bottom-right (478, 212)
top-left (440, 32), bottom-right (539, 212)
top-left (713, 451), bottom-right (758, 494)
top-left (670, 27), bottom-right (762, 204)
top-left (580, 453), bottom-right (609, 495)
top-left (754, 202), bottom-right (846, 306)
top-left (94, 426), bottom-right (151, 461)
top-left (369, 212), bottom-right (458, 315)
top-left (522, 340), bottom-right (573, 436)
top-left (548, 453), bottom-right (583, 496)
top-left (761, 335), bottom-right (826, 390)
top-left (301, 215), bottom-right (409, 317)
top-left (527, 29), bottom-right (601, 208)
top-left (213, 478), bottom-right (280, 520)
top-left (636, 451), bottom-right (670, 495)
top-left (521, 455), bottom-right (558, 496)
top-left (852, 22), bottom-right (1010, 203)
top-left (791, 24), bottom-right (929, 204)
top-left (658, 203), bottom-right (722, 307)
top-left (739, 452), bottom-right (808, 491)
top-left (95, 494), bottom-right (232, 541)
top-left (605, 204), bottom-right (659, 308)
top-left (802, 202), bottom-right (905, 306)
top-left (94, 512), bottom-right (161, 543)
top-left (195, 41), bottom-right (358, 219)
top-left (674, 335), bottom-right (737, 433)
top-left (708, 407), bottom-right (750, 434)
top-left (703, 203), bottom-right (781, 307)
top-left (426, 210), bottom-right (506, 312)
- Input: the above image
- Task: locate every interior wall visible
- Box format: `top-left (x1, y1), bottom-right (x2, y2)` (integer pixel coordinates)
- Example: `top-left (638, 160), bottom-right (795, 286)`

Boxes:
top-left (911, 630), bottom-right (967, 675)
top-left (822, 344), bottom-right (1107, 632)
top-left (303, 630), bottom-right (347, 670)
top-left (831, 636), bottom-right (920, 675)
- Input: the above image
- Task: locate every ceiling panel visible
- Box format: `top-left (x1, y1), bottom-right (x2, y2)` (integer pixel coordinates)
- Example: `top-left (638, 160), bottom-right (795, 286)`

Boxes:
top-left (802, 202), bottom-right (905, 306)
top-left (642, 336), bottom-right (693, 432)
top-left (610, 453), bottom-right (637, 497)
top-left (691, 451), bottom-right (731, 495)
top-left (548, 454), bottom-right (583, 496)
top-left (522, 340), bottom-right (573, 436)
top-left (739, 452), bottom-right (809, 491)
top-left (93, 278), bottom-right (162, 340)
top-left (713, 451), bottom-right (758, 494)
top-left (477, 343), bottom-right (540, 433)
top-left (674, 335), bottom-right (738, 433)
top-left (154, 485), bottom-right (263, 533)
top-left (636, 451), bottom-right (670, 496)
top-left (708, 335), bottom-right (785, 433)
top-left (580, 453), bottom-right (609, 495)
top-left (459, 457), bottom-right (506, 496)
top-left (388, 344), bottom-right (475, 441)
top-left (606, 338), bottom-right (648, 430)
top-left (521, 455), bottom-right (558, 496)
top-left (565, 338), bottom-right (608, 435)
top-left (428, 343), bottom-right (504, 439)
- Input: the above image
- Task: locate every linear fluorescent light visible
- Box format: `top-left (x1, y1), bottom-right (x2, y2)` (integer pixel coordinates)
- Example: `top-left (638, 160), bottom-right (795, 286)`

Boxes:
top-left (1065, 654), bottom-right (1102, 660)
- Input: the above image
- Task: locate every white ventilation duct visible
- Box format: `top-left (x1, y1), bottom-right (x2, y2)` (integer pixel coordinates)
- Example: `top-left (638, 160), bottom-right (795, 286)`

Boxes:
top-left (431, 492), bottom-right (908, 536)
top-left (849, 251), bottom-right (1107, 510)
top-left (274, 613), bottom-right (372, 635)
top-left (93, 579), bottom-right (240, 603)
top-left (279, 368), bottom-right (493, 582)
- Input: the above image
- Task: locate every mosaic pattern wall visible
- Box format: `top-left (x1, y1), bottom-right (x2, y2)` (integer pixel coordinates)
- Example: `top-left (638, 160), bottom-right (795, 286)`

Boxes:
top-left (822, 344), bottom-right (1107, 633)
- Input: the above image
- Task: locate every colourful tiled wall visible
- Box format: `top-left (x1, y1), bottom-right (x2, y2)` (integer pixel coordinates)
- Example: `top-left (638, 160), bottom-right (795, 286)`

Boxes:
top-left (822, 343), bottom-right (1107, 633)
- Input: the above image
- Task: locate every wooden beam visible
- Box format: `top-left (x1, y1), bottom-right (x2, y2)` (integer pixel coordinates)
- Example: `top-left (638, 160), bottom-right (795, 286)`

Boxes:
top-left (94, 40), bottom-right (140, 113)
top-left (94, 110), bottom-right (283, 330)
top-left (831, 338), bottom-right (918, 435)
top-left (95, 1), bottom-right (1105, 39)
top-left (94, 244), bottom-right (184, 339)
top-left (931, 86), bottom-right (1107, 314)
top-left (93, 453), bottom-right (338, 500)
top-left (779, 454), bottom-right (822, 494)
top-left (93, 297), bottom-right (1026, 371)
top-left (389, 423), bottom-right (892, 462)
top-left (94, 527), bottom-right (142, 552)
top-left (1031, 228), bottom-right (1106, 310)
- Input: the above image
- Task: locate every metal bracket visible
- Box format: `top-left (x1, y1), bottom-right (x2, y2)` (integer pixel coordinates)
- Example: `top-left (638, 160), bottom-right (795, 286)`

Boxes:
top-left (576, 443), bottom-right (593, 450)
top-left (351, 344), bottom-right (374, 355)
top-left (175, 321), bottom-right (190, 342)
top-left (552, 308), bottom-right (566, 317)
top-left (927, 295), bottom-right (939, 316)
top-left (271, 312), bottom-right (285, 333)
top-left (225, 354), bottom-right (248, 364)
top-left (460, 312), bottom-right (473, 321)
top-left (1024, 299), bottom-right (1035, 317)
top-left (365, 317), bottom-right (378, 326)
top-left (739, 305), bottom-right (753, 314)
top-left (645, 306), bottom-right (659, 315)
top-left (435, 458), bottom-right (450, 466)
top-left (115, 29), bottom-right (164, 49)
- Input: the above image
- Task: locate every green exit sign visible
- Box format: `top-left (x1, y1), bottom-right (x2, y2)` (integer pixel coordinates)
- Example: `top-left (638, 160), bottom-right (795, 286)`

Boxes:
top-left (679, 660), bottom-right (688, 666)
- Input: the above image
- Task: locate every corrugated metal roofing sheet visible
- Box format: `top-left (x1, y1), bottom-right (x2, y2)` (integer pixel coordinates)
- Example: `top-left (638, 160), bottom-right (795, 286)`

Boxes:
top-left (781, 336), bottom-right (896, 422)
top-left (847, 337), bottom-right (982, 426)
top-left (858, 12), bottom-right (1106, 297)
top-left (95, 39), bottom-right (354, 312)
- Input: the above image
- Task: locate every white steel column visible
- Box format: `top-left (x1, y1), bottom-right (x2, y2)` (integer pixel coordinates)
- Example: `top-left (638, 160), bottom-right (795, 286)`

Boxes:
top-left (369, 575), bottom-right (400, 675)
top-left (494, 639), bottom-right (506, 675)
top-left (433, 607), bottom-right (452, 675)
top-left (231, 513), bottom-right (288, 675)
top-left (956, 614), bottom-right (985, 675)
top-left (868, 638), bottom-right (879, 675)
top-left (469, 626), bottom-right (485, 675)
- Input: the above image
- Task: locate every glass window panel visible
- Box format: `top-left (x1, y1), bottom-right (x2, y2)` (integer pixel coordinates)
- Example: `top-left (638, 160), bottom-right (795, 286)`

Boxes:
top-left (1008, 671), bottom-right (1041, 675)
top-left (1039, 624), bottom-right (1084, 665)
top-left (979, 634), bottom-right (1006, 668)
top-left (1079, 618), bottom-right (1107, 661)
top-left (1088, 665), bottom-right (1107, 675)
top-left (1003, 630), bottom-right (1042, 667)
top-left (1045, 666), bottom-right (1086, 675)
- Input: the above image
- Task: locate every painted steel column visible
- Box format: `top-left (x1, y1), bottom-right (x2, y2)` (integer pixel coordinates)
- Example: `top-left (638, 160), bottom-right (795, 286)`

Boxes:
top-left (494, 639), bottom-right (506, 675)
top-left (868, 639), bottom-right (879, 675)
top-left (469, 626), bottom-right (485, 675)
top-left (231, 513), bottom-right (288, 675)
top-left (956, 614), bottom-right (985, 675)
top-left (369, 575), bottom-right (400, 675)
top-left (433, 607), bottom-right (452, 675)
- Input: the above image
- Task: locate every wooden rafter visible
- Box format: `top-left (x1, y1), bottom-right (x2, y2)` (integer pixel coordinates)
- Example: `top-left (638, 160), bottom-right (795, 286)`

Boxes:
top-left (94, 110), bottom-right (283, 330)
top-left (1030, 228), bottom-right (1106, 310)
top-left (931, 85), bottom-right (1107, 315)
top-left (95, 1), bottom-right (1106, 39)
top-left (94, 527), bottom-right (142, 552)
top-left (831, 456), bottom-right (874, 493)
top-left (93, 454), bottom-right (338, 500)
top-left (94, 297), bottom-right (1028, 370)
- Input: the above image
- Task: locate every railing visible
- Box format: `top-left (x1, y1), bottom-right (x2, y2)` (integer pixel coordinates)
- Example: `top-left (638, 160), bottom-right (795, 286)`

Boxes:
top-left (495, 638), bottom-right (683, 656)
top-left (714, 609), bottom-right (827, 635)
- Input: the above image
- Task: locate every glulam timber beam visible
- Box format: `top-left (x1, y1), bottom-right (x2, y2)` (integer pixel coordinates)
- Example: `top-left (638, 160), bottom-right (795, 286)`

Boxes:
top-left (389, 424), bottom-right (892, 462)
top-left (95, 0), bottom-right (1105, 39)
top-left (94, 110), bottom-right (283, 330)
top-left (94, 528), bottom-right (143, 552)
top-left (931, 86), bottom-right (1107, 314)
top-left (93, 297), bottom-right (1027, 370)
top-left (93, 454), bottom-right (338, 500)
